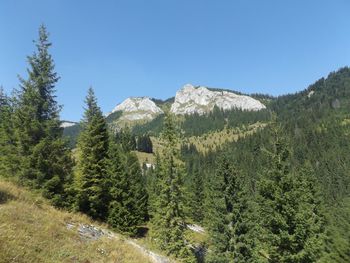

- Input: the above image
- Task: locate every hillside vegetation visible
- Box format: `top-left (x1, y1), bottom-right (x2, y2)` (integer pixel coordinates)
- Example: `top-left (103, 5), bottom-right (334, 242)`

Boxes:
top-left (181, 122), bottom-right (267, 154)
top-left (133, 122), bottom-right (266, 165)
top-left (181, 67), bottom-right (350, 262)
top-left (0, 180), bottom-right (151, 263)
top-left (64, 106), bottom-right (271, 148)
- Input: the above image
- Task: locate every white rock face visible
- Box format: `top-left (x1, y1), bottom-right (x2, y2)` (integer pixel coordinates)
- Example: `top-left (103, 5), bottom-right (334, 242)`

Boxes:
top-left (187, 224), bottom-right (205, 233)
top-left (110, 97), bottom-right (163, 121)
top-left (307, 90), bottom-right (315, 98)
top-left (61, 121), bottom-right (77, 128)
top-left (170, 84), bottom-right (266, 115)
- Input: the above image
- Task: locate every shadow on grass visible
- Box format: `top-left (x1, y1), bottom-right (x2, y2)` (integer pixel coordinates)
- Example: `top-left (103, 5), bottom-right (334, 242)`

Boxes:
top-left (0, 189), bottom-right (15, 204)
top-left (136, 226), bottom-right (149, 238)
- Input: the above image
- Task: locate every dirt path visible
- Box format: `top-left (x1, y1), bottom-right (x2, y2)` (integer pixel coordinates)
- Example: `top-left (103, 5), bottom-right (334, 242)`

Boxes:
top-left (68, 223), bottom-right (173, 263)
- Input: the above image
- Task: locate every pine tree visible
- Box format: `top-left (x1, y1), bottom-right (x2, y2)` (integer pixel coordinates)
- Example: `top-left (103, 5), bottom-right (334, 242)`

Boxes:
top-left (0, 88), bottom-right (18, 177)
top-left (187, 161), bottom-right (205, 223)
top-left (75, 87), bottom-right (110, 219)
top-left (137, 134), bottom-right (153, 153)
top-left (292, 163), bottom-right (326, 262)
top-left (108, 140), bottom-right (148, 236)
top-left (14, 25), bottom-right (73, 206)
top-left (31, 138), bottom-right (74, 207)
top-left (15, 25), bottom-right (60, 157)
top-left (115, 127), bottom-right (136, 151)
top-left (124, 151), bottom-right (148, 222)
top-left (146, 153), bottom-right (162, 217)
top-left (150, 114), bottom-right (195, 261)
top-left (205, 155), bottom-right (232, 263)
top-left (257, 124), bottom-right (325, 262)
top-left (228, 171), bottom-right (256, 263)
top-left (205, 154), bottom-right (255, 263)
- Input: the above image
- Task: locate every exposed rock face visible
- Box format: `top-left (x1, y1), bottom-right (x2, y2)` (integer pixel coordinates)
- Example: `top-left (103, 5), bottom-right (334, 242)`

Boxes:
top-left (307, 90), bottom-right (315, 98)
top-left (110, 97), bottom-right (163, 121)
top-left (187, 224), bottom-right (205, 234)
top-left (60, 121), bottom-right (77, 128)
top-left (170, 84), bottom-right (266, 115)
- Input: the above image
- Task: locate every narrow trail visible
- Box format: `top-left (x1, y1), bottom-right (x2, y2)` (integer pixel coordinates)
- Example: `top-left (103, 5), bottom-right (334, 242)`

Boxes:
top-left (125, 239), bottom-right (171, 263)
top-left (68, 223), bottom-right (173, 263)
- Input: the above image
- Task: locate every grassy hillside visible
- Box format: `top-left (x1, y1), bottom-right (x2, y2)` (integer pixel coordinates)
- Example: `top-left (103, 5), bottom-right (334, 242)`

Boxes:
top-left (182, 122), bottom-right (267, 154)
top-left (133, 150), bottom-right (156, 165)
top-left (132, 107), bottom-right (271, 137)
top-left (0, 180), bottom-right (151, 263)
top-left (132, 122), bottom-right (267, 166)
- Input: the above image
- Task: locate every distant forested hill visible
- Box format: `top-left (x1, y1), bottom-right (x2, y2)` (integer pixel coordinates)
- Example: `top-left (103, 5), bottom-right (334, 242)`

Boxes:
top-left (64, 103), bottom-right (271, 147)
top-left (182, 67), bottom-right (350, 262)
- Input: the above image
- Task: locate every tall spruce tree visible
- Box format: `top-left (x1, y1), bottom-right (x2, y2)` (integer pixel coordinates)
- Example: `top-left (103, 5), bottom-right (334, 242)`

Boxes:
top-left (75, 87), bottom-right (110, 219)
top-left (16, 25), bottom-right (60, 157)
top-left (295, 163), bottom-right (326, 261)
top-left (187, 161), bottom-right (205, 224)
top-left (136, 134), bottom-right (153, 153)
top-left (115, 127), bottom-right (136, 152)
top-left (146, 153), bottom-right (162, 217)
top-left (257, 123), bottom-right (325, 262)
top-left (205, 154), bottom-right (255, 263)
top-left (150, 114), bottom-right (195, 261)
top-left (108, 140), bottom-right (148, 236)
top-left (0, 88), bottom-right (18, 177)
top-left (228, 168), bottom-right (256, 263)
top-left (14, 25), bottom-right (73, 206)
top-left (205, 155), bottom-right (232, 262)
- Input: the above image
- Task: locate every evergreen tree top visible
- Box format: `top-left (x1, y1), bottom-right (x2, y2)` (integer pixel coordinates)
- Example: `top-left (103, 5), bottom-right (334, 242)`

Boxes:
top-left (83, 87), bottom-right (104, 123)
top-left (26, 24), bottom-right (59, 89)
top-left (160, 113), bottom-right (182, 156)
top-left (19, 24), bottom-right (61, 122)
top-left (0, 87), bottom-right (8, 107)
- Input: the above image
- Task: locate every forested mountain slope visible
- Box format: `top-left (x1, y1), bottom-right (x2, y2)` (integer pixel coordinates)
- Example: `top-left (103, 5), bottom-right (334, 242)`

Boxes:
top-left (181, 67), bottom-right (350, 262)
top-left (63, 86), bottom-right (270, 147)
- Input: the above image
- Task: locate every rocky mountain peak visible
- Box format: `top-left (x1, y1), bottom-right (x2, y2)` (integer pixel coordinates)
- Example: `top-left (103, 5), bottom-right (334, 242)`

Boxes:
top-left (170, 84), bottom-right (266, 115)
top-left (110, 97), bottom-right (163, 121)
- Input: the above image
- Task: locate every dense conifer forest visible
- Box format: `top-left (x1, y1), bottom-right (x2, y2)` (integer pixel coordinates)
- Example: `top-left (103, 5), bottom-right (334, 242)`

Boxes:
top-left (1, 26), bottom-right (350, 262)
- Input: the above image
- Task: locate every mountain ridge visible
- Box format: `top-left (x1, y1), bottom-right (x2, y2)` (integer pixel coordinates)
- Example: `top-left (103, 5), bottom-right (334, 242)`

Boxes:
top-left (63, 84), bottom-right (268, 146)
top-left (170, 84), bottom-right (266, 115)
top-left (103, 84), bottom-right (267, 124)
top-left (110, 97), bottom-right (163, 122)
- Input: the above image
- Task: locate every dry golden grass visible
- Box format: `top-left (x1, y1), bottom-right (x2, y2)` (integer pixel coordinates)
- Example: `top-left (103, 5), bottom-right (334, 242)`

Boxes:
top-left (150, 122), bottom-right (267, 156)
top-left (132, 151), bottom-right (156, 165)
top-left (184, 229), bottom-right (207, 246)
top-left (184, 122), bottom-right (267, 153)
top-left (0, 180), bottom-right (151, 263)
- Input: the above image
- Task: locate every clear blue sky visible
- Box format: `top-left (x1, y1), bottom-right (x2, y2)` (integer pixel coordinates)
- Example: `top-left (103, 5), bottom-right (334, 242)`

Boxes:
top-left (1, 0), bottom-right (350, 121)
